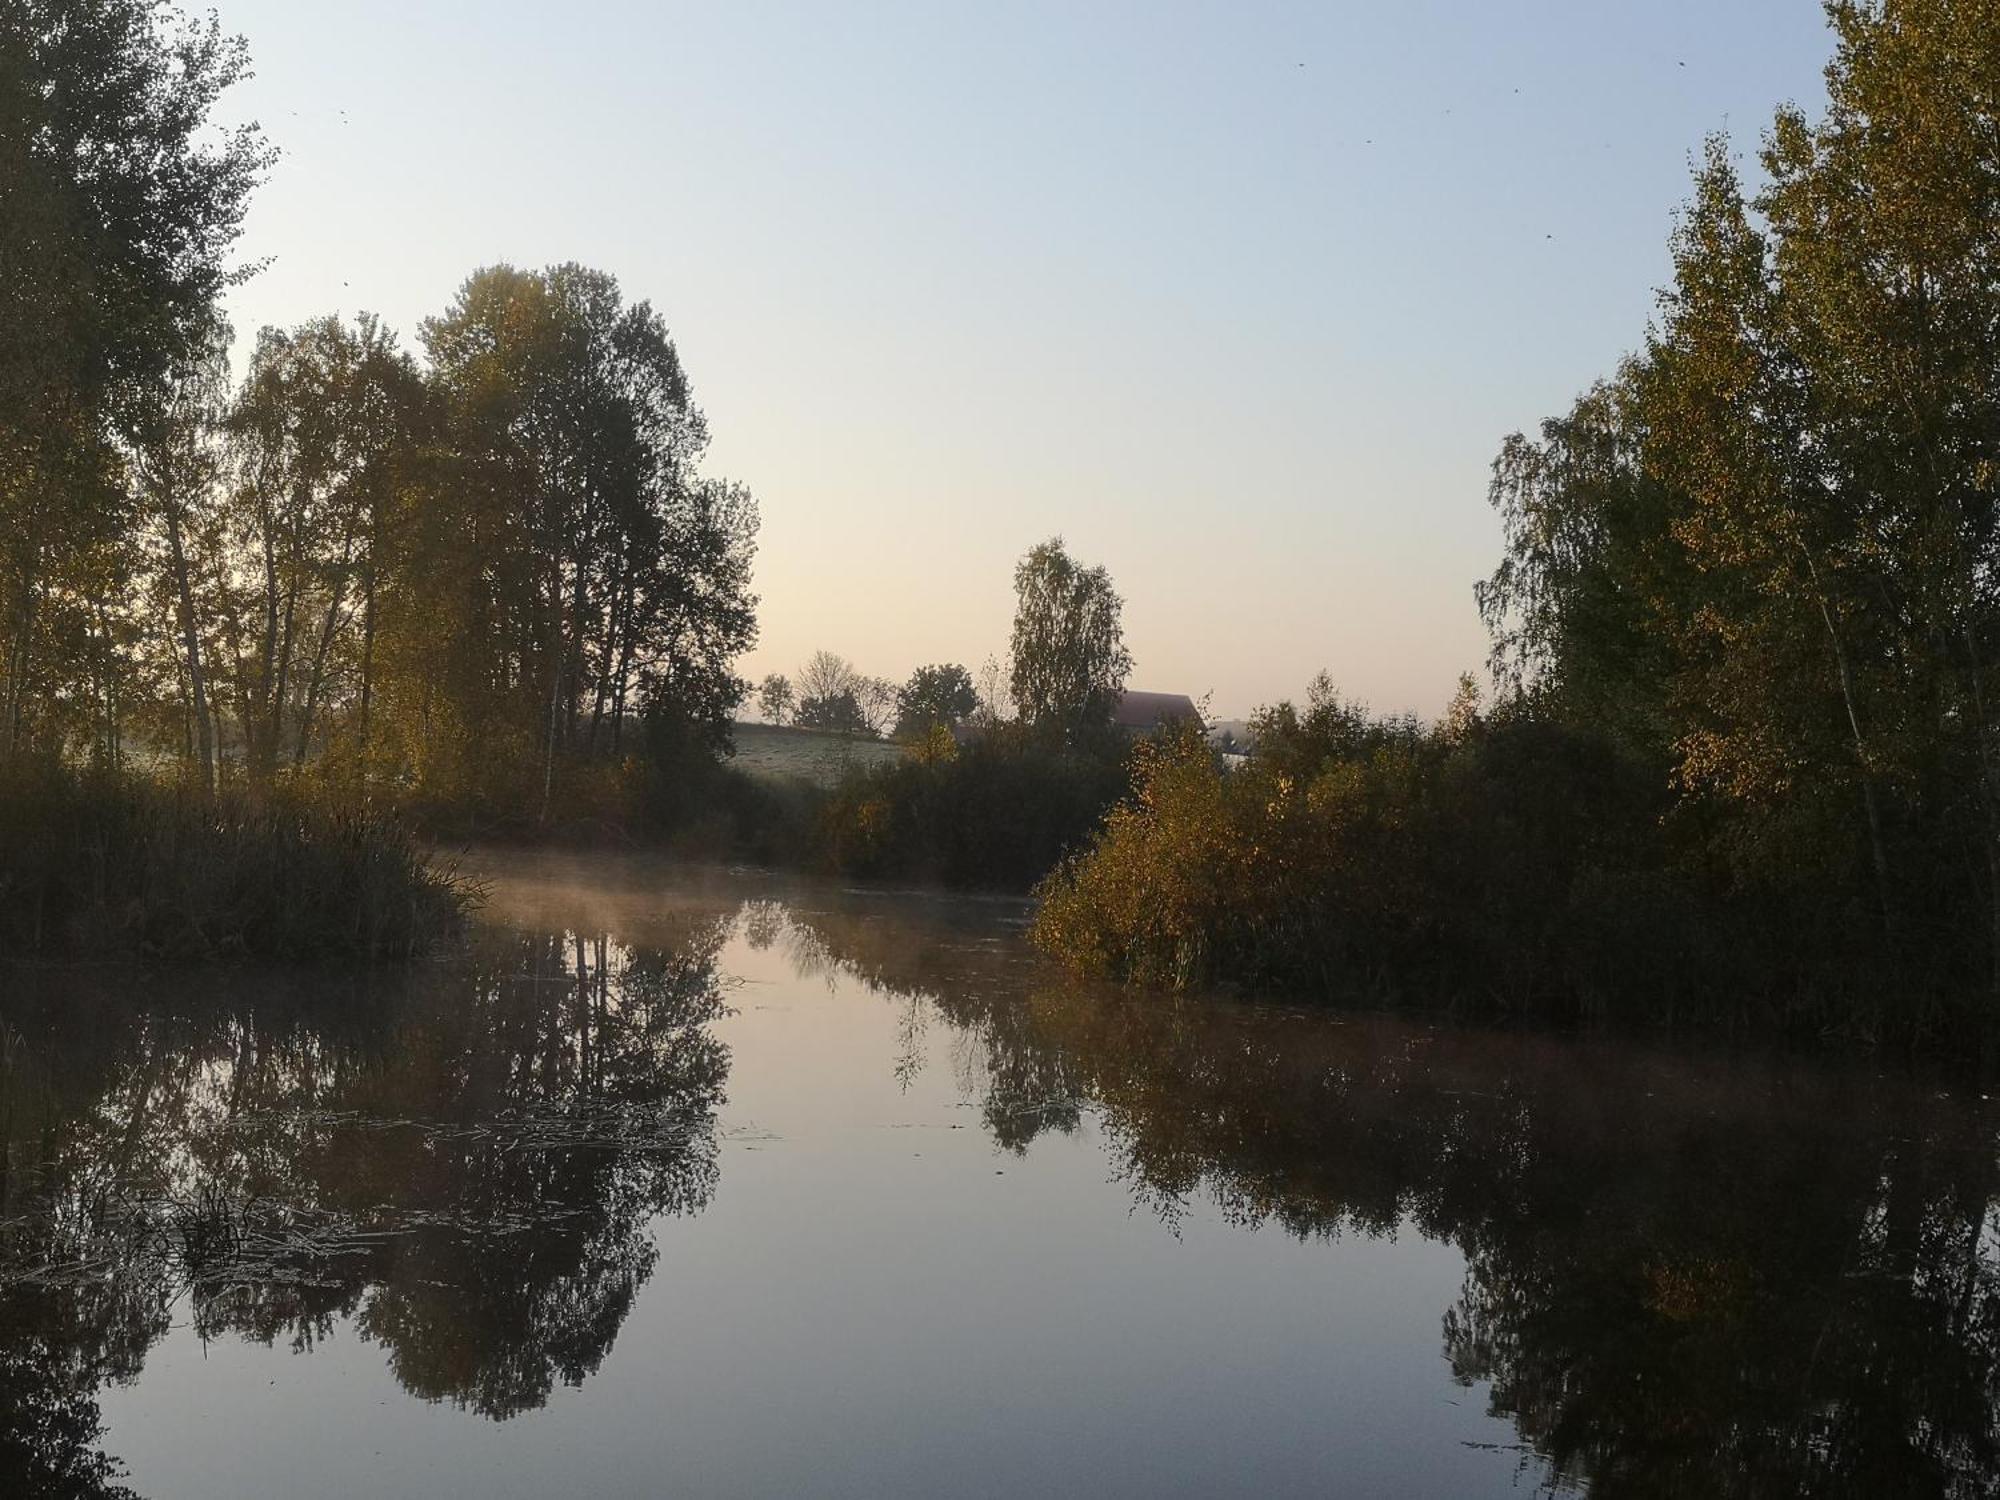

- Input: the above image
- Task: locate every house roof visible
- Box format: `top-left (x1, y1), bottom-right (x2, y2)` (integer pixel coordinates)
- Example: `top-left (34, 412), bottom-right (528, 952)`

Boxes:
top-left (1111, 690), bottom-right (1201, 729)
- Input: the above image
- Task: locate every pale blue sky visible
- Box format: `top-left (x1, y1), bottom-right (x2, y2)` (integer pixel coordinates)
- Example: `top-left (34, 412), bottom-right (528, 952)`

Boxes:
top-left (216, 1), bottom-right (1835, 720)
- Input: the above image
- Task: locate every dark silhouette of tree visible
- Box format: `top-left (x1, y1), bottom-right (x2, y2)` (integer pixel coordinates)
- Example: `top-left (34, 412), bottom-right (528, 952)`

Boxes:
top-left (757, 673), bottom-right (794, 726)
top-left (1473, 0), bottom-right (2000, 1001)
top-left (225, 314), bottom-right (429, 780)
top-left (795, 688), bottom-right (867, 735)
top-left (893, 663), bottom-right (979, 740)
top-left (795, 650), bottom-right (870, 734)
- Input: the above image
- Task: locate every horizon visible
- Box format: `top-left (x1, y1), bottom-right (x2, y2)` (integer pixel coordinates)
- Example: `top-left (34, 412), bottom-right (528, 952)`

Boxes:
top-left (215, 1), bottom-right (1835, 721)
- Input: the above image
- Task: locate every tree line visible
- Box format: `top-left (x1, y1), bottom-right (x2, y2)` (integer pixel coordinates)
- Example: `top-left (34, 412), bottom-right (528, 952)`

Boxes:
top-left (1, 3), bottom-right (757, 821)
top-left (757, 536), bottom-right (1135, 745)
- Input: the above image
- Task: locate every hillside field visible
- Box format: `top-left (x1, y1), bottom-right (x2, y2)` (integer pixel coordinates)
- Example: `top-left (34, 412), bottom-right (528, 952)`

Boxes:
top-left (729, 722), bottom-right (906, 786)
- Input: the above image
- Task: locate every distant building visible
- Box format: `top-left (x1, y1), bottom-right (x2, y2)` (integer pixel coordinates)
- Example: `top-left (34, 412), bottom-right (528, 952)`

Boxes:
top-left (1110, 690), bottom-right (1201, 733)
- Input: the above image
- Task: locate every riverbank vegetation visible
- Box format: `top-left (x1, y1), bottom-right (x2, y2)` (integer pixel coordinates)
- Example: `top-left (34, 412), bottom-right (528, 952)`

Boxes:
top-left (3, 2), bottom-right (762, 954)
top-left (1038, 2), bottom-right (2000, 1045)
top-left (0, 759), bottom-right (470, 961)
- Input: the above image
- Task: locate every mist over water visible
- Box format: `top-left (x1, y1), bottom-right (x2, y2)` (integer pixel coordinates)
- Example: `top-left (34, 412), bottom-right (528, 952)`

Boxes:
top-left (3, 850), bottom-right (1997, 1498)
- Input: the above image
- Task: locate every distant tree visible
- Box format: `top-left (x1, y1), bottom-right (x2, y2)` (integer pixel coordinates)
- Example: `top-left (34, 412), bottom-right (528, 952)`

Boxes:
top-left (757, 673), bottom-right (794, 726)
top-left (795, 688), bottom-right (866, 735)
top-left (973, 653), bottom-right (1013, 725)
top-left (131, 323), bottom-right (234, 792)
top-left (1008, 537), bottom-right (1132, 745)
top-left (1440, 672), bottom-right (1482, 746)
top-left (797, 650), bottom-right (857, 707)
top-left (855, 675), bottom-right (898, 739)
top-left (894, 663), bottom-right (979, 739)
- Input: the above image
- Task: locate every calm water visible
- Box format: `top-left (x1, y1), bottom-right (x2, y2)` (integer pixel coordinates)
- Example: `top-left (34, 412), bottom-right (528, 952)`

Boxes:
top-left (4, 852), bottom-right (1999, 1498)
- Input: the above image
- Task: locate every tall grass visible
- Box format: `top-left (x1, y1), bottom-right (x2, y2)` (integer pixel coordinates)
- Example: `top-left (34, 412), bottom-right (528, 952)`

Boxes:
top-left (0, 760), bottom-right (474, 962)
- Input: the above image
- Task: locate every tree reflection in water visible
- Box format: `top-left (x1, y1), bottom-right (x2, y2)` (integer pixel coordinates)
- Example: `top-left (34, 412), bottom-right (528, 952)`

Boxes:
top-left (0, 918), bottom-right (731, 1491)
top-left (752, 892), bottom-right (2000, 1500)
top-left (12, 877), bottom-right (2000, 1499)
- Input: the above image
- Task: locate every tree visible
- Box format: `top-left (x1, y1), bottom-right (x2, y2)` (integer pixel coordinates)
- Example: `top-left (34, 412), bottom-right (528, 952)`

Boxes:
top-left (420, 263), bottom-right (756, 805)
top-left (854, 675), bottom-right (898, 739)
top-left (757, 674), bottom-right (794, 726)
top-left (974, 653), bottom-right (1013, 725)
top-left (0, 0), bottom-right (269, 757)
top-left (794, 688), bottom-right (866, 735)
top-left (1481, 0), bottom-right (2000, 996)
top-left (1008, 538), bottom-right (1132, 744)
top-left (224, 314), bottom-right (428, 779)
top-left (131, 322), bottom-right (235, 791)
top-left (797, 650), bottom-right (857, 706)
top-left (893, 663), bottom-right (979, 739)
top-left (794, 650), bottom-right (864, 732)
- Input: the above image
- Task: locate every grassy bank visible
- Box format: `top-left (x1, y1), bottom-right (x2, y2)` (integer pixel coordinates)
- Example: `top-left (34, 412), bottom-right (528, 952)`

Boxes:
top-left (729, 722), bottom-right (906, 787)
top-left (0, 762), bottom-right (474, 963)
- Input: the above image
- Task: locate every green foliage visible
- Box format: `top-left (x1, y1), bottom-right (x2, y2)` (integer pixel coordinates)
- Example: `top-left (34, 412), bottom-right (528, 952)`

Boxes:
top-left (1635, 4), bottom-right (2000, 971)
top-left (1008, 537), bottom-right (1132, 745)
top-left (1022, 0), bottom-right (2000, 1032)
top-left (815, 722), bottom-right (1134, 889)
top-left (795, 688), bottom-right (868, 735)
top-left (1, 0), bottom-right (269, 760)
top-left (1033, 684), bottom-right (1964, 1035)
top-left (416, 263), bottom-right (757, 795)
top-left (893, 662), bottom-right (979, 739)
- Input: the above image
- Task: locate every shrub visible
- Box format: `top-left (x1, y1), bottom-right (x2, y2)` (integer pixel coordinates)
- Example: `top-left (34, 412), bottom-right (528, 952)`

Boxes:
top-left (1032, 705), bottom-right (1915, 1033)
top-left (811, 723), bottom-right (1134, 889)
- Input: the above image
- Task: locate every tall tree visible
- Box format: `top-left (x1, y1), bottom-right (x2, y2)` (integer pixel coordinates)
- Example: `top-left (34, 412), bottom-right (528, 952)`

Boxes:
top-left (131, 323), bottom-right (234, 790)
top-left (1008, 538), bottom-right (1132, 744)
top-left (0, 0), bottom-right (269, 757)
top-left (421, 264), bottom-right (754, 809)
top-left (1485, 0), bottom-right (2000, 993)
top-left (225, 314), bottom-right (426, 779)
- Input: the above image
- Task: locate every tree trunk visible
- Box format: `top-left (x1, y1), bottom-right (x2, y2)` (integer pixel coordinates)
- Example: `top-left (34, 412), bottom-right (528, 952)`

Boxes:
top-left (294, 569), bottom-right (349, 766)
top-left (253, 496), bottom-right (282, 776)
top-left (540, 567), bottom-right (565, 823)
top-left (94, 599), bottom-right (120, 770)
top-left (610, 581), bottom-right (638, 755)
top-left (1805, 553), bottom-right (1893, 935)
top-left (586, 549), bottom-right (629, 755)
top-left (358, 560), bottom-right (377, 794)
top-left (163, 502), bottom-right (214, 793)
top-left (3, 571), bottom-right (37, 755)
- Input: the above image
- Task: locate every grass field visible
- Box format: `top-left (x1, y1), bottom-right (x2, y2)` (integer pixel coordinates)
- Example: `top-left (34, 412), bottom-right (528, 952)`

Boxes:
top-left (729, 722), bottom-right (906, 786)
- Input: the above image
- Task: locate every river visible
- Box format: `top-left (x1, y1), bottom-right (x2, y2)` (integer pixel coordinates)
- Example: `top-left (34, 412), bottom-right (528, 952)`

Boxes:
top-left (2, 849), bottom-right (1995, 1498)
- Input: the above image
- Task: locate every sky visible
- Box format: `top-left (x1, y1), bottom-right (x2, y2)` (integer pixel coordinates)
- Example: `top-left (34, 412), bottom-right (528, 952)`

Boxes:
top-left (214, 1), bottom-right (1838, 722)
